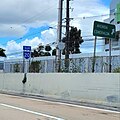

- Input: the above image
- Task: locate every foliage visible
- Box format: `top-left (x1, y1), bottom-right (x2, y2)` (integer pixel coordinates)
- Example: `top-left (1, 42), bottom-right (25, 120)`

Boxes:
top-left (52, 49), bottom-right (56, 56)
top-left (113, 67), bottom-right (120, 73)
top-left (31, 44), bottom-right (52, 57)
top-left (44, 52), bottom-right (51, 56)
top-left (62, 27), bottom-right (84, 54)
top-left (29, 61), bottom-right (41, 73)
top-left (31, 49), bottom-right (39, 57)
top-left (0, 48), bottom-right (6, 57)
top-left (45, 44), bottom-right (52, 51)
top-left (14, 63), bottom-right (20, 72)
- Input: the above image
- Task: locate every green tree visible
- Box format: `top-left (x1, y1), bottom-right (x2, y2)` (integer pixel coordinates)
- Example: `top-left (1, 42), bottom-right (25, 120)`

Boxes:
top-left (45, 44), bottom-right (52, 51)
top-left (31, 44), bottom-right (45, 57)
top-left (45, 44), bottom-right (52, 56)
top-left (31, 49), bottom-right (39, 57)
top-left (14, 63), bottom-right (20, 72)
top-left (31, 44), bottom-right (52, 57)
top-left (52, 49), bottom-right (56, 56)
top-left (62, 27), bottom-right (84, 54)
top-left (29, 61), bottom-right (41, 73)
top-left (0, 48), bottom-right (6, 57)
top-left (113, 67), bottom-right (120, 73)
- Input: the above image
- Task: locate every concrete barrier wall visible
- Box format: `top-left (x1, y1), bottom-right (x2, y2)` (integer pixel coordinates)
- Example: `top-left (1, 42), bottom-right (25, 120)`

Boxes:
top-left (0, 73), bottom-right (24, 92)
top-left (0, 73), bottom-right (120, 107)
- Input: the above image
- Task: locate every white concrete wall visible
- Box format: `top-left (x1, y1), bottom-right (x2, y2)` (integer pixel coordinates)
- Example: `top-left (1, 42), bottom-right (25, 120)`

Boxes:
top-left (0, 73), bottom-right (120, 107)
top-left (0, 73), bottom-right (24, 92)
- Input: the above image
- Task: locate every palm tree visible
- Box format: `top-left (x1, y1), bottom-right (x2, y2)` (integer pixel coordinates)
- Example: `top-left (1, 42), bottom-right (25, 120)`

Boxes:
top-left (31, 44), bottom-right (45, 58)
top-left (45, 44), bottom-right (52, 56)
top-left (0, 48), bottom-right (6, 57)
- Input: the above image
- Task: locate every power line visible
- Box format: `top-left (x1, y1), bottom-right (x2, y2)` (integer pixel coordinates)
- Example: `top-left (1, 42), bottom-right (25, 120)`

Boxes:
top-left (0, 24), bottom-right (58, 46)
top-left (0, 25), bottom-right (105, 47)
top-left (5, 46), bottom-right (102, 56)
top-left (22, 3), bottom-right (57, 24)
top-left (6, 41), bottom-right (57, 56)
top-left (2, 3), bottom-right (58, 40)
top-left (6, 41), bottom-right (105, 56)
top-left (73, 12), bottom-right (119, 20)
top-left (0, 31), bottom-right (42, 46)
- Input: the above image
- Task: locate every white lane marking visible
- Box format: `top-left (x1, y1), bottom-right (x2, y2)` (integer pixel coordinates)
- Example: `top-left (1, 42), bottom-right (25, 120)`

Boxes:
top-left (26, 97), bottom-right (120, 114)
top-left (0, 103), bottom-right (64, 120)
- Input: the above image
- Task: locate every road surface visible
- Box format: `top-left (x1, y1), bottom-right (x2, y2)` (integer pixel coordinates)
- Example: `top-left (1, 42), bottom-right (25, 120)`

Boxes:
top-left (0, 93), bottom-right (119, 120)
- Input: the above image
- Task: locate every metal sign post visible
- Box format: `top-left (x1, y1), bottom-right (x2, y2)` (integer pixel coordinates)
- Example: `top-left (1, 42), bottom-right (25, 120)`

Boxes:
top-left (109, 39), bottom-right (112, 73)
top-left (22, 46), bottom-right (31, 94)
top-left (92, 36), bottom-right (97, 72)
top-left (93, 21), bottom-right (116, 73)
top-left (22, 46), bottom-right (31, 93)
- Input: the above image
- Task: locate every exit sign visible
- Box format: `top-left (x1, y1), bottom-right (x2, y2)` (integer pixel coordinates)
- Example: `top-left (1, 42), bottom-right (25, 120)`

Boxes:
top-left (93, 21), bottom-right (116, 38)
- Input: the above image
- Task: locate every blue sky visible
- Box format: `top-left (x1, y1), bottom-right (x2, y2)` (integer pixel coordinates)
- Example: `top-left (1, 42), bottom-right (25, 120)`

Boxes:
top-left (0, 25), bottom-right (50, 45)
top-left (101, 0), bottom-right (111, 6)
top-left (0, 0), bottom-right (113, 56)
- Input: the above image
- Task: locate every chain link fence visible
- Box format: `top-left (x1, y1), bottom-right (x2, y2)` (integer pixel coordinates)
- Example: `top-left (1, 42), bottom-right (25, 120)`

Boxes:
top-left (2, 53), bottom-right (120, 73)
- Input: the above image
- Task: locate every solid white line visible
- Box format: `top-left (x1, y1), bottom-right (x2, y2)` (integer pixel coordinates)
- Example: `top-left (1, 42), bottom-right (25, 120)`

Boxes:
top-left (0, 103), bottom-right (64, 120)
top-left (26, 97), bottom-right (120, 114)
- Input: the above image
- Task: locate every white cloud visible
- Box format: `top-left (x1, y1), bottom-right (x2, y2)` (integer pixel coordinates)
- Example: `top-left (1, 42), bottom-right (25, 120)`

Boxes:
top-left (0, 0), bottom-right (109, 38)
top-left (0, 24), bottom-right (27, 37)
top-left (68, 0), bottom-right (110, 53)
top-left (5, 28), bottom-right (57, 52)
top-left (6, 37), bottom-right (43, 54)
top-left (2, 28), bottom-right (57, 59)
top-left (41, 29), bottom-right (57, 45)
top-left (0, 0), bottom-right (111, 56)
top-left (0, 0), bottom-right (58, 37)
top-left (70, 0), bottom-right (109, 36)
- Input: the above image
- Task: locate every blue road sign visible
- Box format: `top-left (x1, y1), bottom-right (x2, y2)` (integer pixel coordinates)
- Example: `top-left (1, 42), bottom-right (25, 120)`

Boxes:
top-left (23, 51), bottom-right (31, 59)
top-left (23, 46), bottom-right (31, 51)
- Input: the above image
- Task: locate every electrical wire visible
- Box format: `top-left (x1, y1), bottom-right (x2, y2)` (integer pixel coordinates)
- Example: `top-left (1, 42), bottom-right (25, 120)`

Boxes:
top-left (21, 3), bottom-right (57, 24)
top-left (72, 12), bottom-right (120, 20)
top-left (0, 2), bottom-right (58, 46)
top-left (1, 1), bottom-right (118, 56)
top-left (6, 41), bottom-right (105, 56)
top-left (5, 41), bottom-right (57, 56)
top-left (0, 2), bottom-right (58, 43)
top-left (0, 3), bottom-right (116, 46)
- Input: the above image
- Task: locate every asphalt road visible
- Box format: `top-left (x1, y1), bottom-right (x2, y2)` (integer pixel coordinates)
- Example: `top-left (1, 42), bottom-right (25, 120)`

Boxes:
top-left (0, 93), bottom-right (119, 120)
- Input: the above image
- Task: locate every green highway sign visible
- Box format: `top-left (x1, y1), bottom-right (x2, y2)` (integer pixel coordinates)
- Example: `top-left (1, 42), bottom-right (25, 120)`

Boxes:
top-left (116, 3), bottom-right (120, 23)
top-left (93, 21), bottom-right (116, 38)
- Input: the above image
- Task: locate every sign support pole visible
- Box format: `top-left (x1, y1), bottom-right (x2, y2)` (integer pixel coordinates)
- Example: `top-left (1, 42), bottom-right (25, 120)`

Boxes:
top-left (109, 39), bottom-right (112, 73)
top-left (93, 21), bottom-right (116, 73)
top-left (22, 46), bottom-right (31, 86)
top-left (92, 36), bottom-right (97, 73)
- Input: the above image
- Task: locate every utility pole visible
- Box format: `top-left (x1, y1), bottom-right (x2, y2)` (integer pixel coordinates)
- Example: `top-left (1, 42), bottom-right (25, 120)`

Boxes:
top-left (56, 0), bottom-right (63, 72)
top-left (65, 0), bottom-right (70, 72)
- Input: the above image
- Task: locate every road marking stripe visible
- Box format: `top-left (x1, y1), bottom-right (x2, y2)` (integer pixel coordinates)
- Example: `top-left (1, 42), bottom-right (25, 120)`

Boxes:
top-left (26, 97), bottom-right (120, 114)
top-left (0, 103), bottom-right (64, 120)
